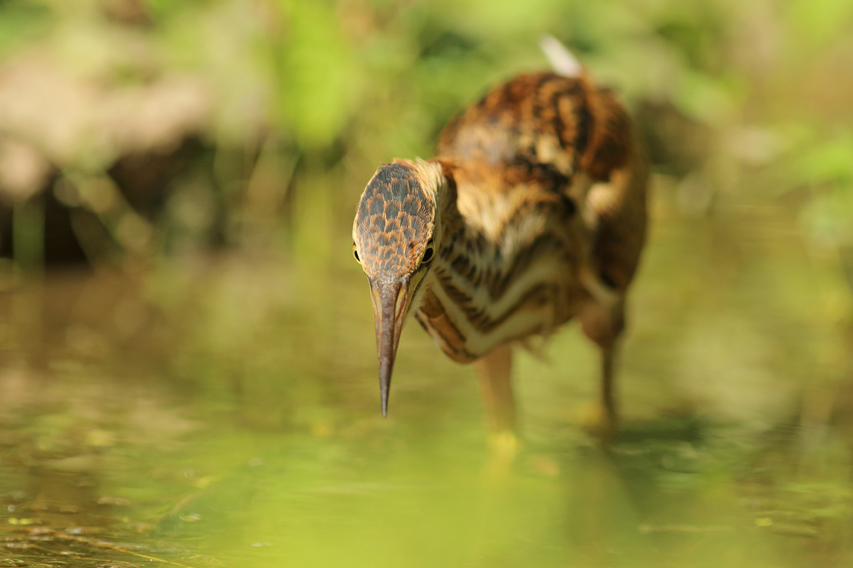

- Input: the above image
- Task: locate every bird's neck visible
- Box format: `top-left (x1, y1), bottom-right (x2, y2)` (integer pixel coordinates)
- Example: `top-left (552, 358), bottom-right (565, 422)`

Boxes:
top-left (412, 161), bottom-right (574, 362)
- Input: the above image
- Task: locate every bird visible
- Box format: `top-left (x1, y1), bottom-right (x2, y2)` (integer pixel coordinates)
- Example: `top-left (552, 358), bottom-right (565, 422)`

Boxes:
top-left (351, 61), bottom-right (648, 440)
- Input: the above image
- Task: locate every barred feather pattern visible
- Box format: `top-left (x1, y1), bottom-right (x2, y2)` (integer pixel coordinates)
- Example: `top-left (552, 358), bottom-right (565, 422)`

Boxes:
top-left (412, 174), bottom-right (588, 363)
top-left (408, 72), bottom-right (646, 363)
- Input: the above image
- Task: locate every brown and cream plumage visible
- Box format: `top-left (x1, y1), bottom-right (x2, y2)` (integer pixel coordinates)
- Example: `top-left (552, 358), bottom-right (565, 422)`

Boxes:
top-left (352, 69), bottom-right (648, 437)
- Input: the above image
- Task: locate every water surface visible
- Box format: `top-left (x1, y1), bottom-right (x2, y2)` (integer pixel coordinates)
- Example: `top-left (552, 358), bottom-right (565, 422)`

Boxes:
top-left (1, 183), bottom-right (851, 567)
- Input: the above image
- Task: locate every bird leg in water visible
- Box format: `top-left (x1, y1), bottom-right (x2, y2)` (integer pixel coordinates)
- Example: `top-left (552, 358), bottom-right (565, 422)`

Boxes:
top-left (600, 342), bottom-right (619, 432)
top-left (580, 300), bottom-right (625, 439)
top-left (475, 343), bottom-right (516, 434)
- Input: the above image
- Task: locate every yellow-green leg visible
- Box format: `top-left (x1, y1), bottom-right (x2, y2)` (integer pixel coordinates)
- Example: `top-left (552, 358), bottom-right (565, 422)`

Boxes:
top-left (580, 299), bottom-right (625, 441)
top-left (475, 343), bottom-right (521, 456)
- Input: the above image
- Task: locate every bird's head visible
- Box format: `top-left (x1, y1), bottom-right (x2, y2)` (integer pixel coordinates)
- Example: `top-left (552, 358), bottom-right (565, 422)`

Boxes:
top-left (352, 159), bottom-right (448, 416)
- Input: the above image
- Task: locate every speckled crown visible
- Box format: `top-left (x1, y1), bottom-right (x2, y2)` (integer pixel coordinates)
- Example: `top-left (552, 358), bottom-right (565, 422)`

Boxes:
top-left (353, 161), bottom-right (436, 280)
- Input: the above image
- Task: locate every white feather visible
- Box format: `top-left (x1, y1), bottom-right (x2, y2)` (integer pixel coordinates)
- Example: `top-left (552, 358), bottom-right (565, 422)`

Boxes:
top-left (539, 35), bottom-right (581, 78)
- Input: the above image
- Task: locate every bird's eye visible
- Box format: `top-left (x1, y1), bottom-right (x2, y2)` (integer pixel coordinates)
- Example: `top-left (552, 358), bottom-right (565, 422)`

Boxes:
top-left (421, 242), bottom-right (435, 264)
top-left (352, 243), bottom-right (360, 263)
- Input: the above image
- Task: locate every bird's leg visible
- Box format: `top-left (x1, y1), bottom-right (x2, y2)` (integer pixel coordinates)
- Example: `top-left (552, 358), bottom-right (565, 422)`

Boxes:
top-left (599, 341), bottom-right (619, 430)
top-left (476, 346), bottom-right (522, 459)
top-left (476, 343), bottom-right (515, 432)
top-left (475, 343), bottom-right (520, 455)
top-left (579, 299), bottom-right (625, 440)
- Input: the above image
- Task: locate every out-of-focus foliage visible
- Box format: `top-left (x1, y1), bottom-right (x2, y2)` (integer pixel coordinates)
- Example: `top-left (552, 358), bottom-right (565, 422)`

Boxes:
top-left (0, 0), bottom-right (849, 267)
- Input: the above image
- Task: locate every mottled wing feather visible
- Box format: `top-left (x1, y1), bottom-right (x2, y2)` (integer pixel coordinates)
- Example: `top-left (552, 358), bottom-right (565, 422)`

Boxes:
top-left (436, 72), bottom-right (647, 292)
top-left (587, 143), bottom-right (648, 292)
top-left (438, 73), bottom-right (588, 192)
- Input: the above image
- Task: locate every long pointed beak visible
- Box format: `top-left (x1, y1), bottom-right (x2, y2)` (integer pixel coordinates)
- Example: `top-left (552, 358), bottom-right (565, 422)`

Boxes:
top-left (370, 277), bottom-right (411, 417)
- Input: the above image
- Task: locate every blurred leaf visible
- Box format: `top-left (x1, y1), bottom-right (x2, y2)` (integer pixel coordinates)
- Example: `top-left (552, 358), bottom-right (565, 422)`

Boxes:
top-left (800, 180), bottom-right (853, 247)
top-left (675, 68), bottom-right (739, 123)
top-left (795, 133), bottom-right (853, 185)
top-left (786, 0), bottom-right (853, 52)
top-left (0, 1), bottom-right (52, 58)
top-left (274, 0), bottom-right (357, 148)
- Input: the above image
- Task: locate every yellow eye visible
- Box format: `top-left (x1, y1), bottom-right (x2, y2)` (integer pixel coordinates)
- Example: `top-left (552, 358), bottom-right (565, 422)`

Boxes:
top-left (352, 243), bottom-right (360, 263)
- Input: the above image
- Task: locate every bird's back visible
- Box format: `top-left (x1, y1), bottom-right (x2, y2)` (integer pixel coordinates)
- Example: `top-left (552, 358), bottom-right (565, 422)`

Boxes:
top-left (436, 72), bottom-right (648, 294)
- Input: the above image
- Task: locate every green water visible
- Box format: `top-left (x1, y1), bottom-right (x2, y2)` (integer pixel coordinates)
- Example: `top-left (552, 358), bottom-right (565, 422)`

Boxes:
top-left (1, 186), bottom-right (852, 567)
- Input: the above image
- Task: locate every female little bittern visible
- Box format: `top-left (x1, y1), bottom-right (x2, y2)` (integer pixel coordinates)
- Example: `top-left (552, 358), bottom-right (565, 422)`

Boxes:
top-left (352, 66), bottom-right (648, 437)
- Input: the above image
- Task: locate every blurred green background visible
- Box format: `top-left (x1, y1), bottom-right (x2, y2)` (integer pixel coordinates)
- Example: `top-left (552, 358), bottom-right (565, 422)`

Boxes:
top-left (0, 0), bottom-right (853, 567)
top-left (0, 0), bottom-right (850, 268)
